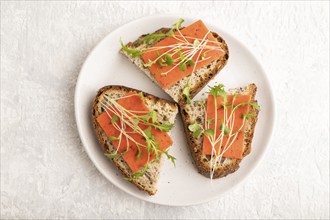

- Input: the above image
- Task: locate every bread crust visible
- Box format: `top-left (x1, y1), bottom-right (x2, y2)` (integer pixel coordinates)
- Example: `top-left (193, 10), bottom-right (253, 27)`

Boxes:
top-left (122, 27), bottom-right (229, 104)
top-left (92, 85), bottom-right (178, 195)
top-left (179, 84), bottom-right (259, 178)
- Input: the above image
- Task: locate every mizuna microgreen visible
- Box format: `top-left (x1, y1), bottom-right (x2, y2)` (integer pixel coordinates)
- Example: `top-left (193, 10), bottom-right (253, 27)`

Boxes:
top-left (105, 148), bottom-right (129, 159)
top-left (202, 84), bottom-right (260, 179)
top-left (179, 62), bottom-right (187, 71)
top-left (161, 149), bottom-right (176, 167)
top-left (219, 123), bottom-right (230, 135)
top-left (127, 164), bottom-right (149, 181)
top-left (242, 113), bottom-right (256, 119)
top-left (120, 18), bottom-right (225, 78)
top-left (193, 129), bottom-right (204, 138)
top-left (111, 115), bottom-right (119, 124)
top-left (207, 118), bottom-right (214, 125)
top-left (182, 83), bottom-right (191, 104)
top-left (120, 39), bottom-right (143, 58)
top-left (188, 120), bottom-right (204, 138)
top-left (172, 18), bottom-right (184, 30)
top-left (204, 129), bottom-right (215, 136)
top-left (109, 136), bottom-right (120, 141)
top-left (100, 93), bottom-right (176, 180)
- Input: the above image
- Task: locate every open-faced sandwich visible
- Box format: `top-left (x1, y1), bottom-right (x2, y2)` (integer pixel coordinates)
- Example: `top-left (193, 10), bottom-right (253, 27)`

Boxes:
top-left (92, 85), bottom-right (178, 195)
top-left (180, 84), bottom-right (260, 179)
top-left (91, 18), bottom-right (261, 197)
top-left (120, 19), bottom-right (229, 104)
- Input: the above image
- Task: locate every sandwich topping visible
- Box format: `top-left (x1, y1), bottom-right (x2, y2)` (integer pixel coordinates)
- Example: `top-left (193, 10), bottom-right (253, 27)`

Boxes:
top-left (96, 91), bottom-right (175, 180)
top-left (188, 85), bottom-right (260, 179)
top-left (120, 19), bottom-right (226, 90)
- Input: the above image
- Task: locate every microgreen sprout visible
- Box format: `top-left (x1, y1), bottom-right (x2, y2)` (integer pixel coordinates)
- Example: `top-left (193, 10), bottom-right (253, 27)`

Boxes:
top-left (120, 19), bottom-right (226, 78)
top-left (101, 93), bottom-right (176, 180)
top-left (201, 84), bottom-right (260, 179)
top-left (182, 82), bottom-right (191, 104)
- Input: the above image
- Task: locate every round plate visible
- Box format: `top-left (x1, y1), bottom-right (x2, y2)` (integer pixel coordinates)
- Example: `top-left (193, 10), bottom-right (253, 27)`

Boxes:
top-left (75, 15), bottom-right (276, 206)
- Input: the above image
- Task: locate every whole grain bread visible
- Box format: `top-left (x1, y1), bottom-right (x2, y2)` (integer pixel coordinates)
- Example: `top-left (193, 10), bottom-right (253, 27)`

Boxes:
top-left (179, 84), bottom-right (259, 178)
top-left (92, 85), bottom-right (178, 195)
top-left (120, 27), bottom-right (229, 104)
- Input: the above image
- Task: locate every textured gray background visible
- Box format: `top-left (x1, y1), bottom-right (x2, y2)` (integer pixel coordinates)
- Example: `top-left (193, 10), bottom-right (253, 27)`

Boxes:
top-left (1, 1), bottom-right (329, 219)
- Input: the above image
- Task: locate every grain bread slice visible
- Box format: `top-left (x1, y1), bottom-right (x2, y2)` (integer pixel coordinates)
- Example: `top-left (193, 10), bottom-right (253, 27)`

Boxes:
top-left (120, 27), bottom-right (229, 104)
top-left (179, 84), bottom-right (259, 178)
top-left (92, 85), bottom-right (178, 195)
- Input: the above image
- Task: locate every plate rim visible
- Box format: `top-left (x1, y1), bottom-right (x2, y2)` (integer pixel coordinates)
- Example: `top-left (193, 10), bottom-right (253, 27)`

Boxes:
top-left (74, 14), bottom-right (277, 206)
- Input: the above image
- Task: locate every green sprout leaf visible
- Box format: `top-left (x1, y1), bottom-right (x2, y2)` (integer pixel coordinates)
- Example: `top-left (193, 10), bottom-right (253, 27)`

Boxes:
top-left (143, 59), bottom-right (157, 68)
top-left (182, 83), bottom-right (191, 104)
top-left (158, 58), bottom-right (167, 67)
top-left (120, 38), bottom-right (143, 58)
top-left (193, 129), bottom-right (203, 138)
top-left (128, 165), bottom-right (148, 181)
top-left (144, 33), bottom-right (165, 44)
top-left (178, 50), bottom-right (186, 61)
top-left (151, 110), bottom-right (157, 123)
top-left (193, 39), bottom-right (200, 49)
top-left (187, 59), bottom-right (195, 66)
top-left (104, 152), bottom-right (118, 159)
top-left (166, 29), bottom-right (174, 37)
top-left (250, 102), bottom-right (260, 111)
top-left (172, 18), bottom-right (184, 30)
top-left (143, 126), bottom-right (159, 156)
top-left (188, 121), bottom-right (204, 138)
top-left (161, 149), bottom-right (176, 167)
top-left (109, 136), bottom-right (120, 141)
top-left (144, 126), bottom-right (153, 139)
top-left (140, 111), bottom-right (153, 122)
top-left (179, 62), bottom-right (187, 71)
top-left (111, 115), bottom-right (119, 124)
top-left (208, 84), bottom-right (226, 98)
top-left (157, 53), bottom-right (174, 67)
top-left (136, 144), bottom-right (142, 159)
top-left (204, 129), bottom-right (215, 136)
top-left (188, 121), bottom-right (201, 132)
top-left (207, 118), bottom-right (214, 125)
top-left (164, 54), bottom-right (174, 65)
top-left (220, 124), bottom-right (230, 135)
top-left (242, 113), bottom-right (256, 120)
top-left (154, 123), bottom-right (174, 132)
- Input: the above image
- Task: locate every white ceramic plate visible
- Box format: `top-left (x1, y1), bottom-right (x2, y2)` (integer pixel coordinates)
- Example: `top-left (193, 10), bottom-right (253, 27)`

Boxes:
top-left (75, 15), bottom-right (276, 206)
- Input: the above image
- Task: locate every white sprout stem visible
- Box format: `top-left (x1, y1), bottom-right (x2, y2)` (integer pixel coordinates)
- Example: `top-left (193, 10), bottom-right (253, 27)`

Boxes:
top-left (176, 28), bottom-right (190, 44)
top-left (106, 99), bottom-right (162, 155)
top-left (102, 101), bottom-right (160, 158)
top-left (104, 98), bottom-right (150, 124)
top-left (175, 34), bottom-right (222, 45)
top-left (106, 99), bottom-right (166, 130)
top-left (219, 118), bottom-right (247, 157)
top-left (150, 29), bottom-right (211, 75)
top-left (190, 40), bottom-right (207, 74)
top-left (101, 103), bottom-right (125, 153)
top-left (145, 44), bottom-right (224, 55)
top-left (144, 43), bottom-right (187, 59)
top-left (160, 32), bottom-right (210, 75)
top-left (107, 101), bottom-right (147, 136)
top-left (206, 97), bottom-right (250, 177)
top-left (110, 93), bottom-right (143, 101)
top-left (180, 30), bottom-right (210, 63)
